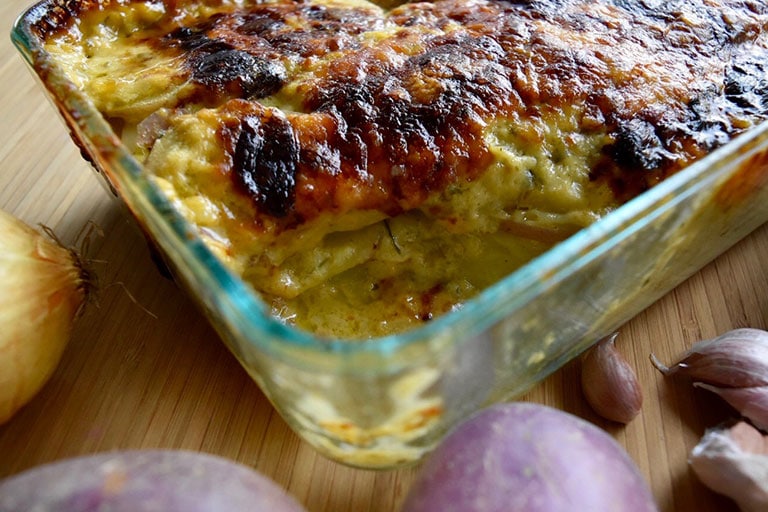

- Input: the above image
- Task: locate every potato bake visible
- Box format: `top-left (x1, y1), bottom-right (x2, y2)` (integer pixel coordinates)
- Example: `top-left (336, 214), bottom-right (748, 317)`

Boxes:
top-left (39, 0), bottom-right (768, 338)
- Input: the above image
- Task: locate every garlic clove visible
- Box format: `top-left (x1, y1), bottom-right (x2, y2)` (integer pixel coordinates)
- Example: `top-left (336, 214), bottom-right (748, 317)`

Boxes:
top-left (581, 332), bottom-right (643, 424)
top-left (689, 421), bottom-right (768, 512)
top-left (694, 383), bottom-right (768, 432)
top-left (727, 421), bottom-right (768, 455)
top-left (651, 328), bottom-right (768, 388)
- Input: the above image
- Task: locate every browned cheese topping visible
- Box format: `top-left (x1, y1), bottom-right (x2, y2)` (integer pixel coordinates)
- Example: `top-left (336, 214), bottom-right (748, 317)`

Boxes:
top-left (175, 0), bottom-right (766, 222)
top-left (38, 0), bottom-right (768, 337)
top-left (41, 0), bottom-right (768, 226)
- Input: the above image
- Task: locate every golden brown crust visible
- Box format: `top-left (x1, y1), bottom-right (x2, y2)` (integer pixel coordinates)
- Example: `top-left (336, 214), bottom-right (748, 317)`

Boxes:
top-left (37, 0), bottom-right (768, 227)
top-left (165, 0), bottom-right (767, 225)
top-left (33, 0), bottom-right (768, 337)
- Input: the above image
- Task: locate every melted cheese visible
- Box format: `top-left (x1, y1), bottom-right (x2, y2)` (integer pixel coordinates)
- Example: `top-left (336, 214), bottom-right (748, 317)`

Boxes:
top-left (42, 0), bottom-right (768, 338)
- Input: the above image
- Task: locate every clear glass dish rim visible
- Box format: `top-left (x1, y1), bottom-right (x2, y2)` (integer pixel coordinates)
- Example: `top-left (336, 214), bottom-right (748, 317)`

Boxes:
top-left (11, 0), bottom-right (768, 359)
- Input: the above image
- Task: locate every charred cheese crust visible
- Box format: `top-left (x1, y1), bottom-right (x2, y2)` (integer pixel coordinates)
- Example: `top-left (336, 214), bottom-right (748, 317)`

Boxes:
top-left (41, 0), bottom-right (768, 338)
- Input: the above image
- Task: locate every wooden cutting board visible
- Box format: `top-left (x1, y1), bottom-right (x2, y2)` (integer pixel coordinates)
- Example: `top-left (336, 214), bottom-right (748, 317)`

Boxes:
top-left (1, 1), bottom-right (767, 510)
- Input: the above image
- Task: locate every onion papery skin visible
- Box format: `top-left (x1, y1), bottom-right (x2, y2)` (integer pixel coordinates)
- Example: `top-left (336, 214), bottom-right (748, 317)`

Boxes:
top-left (0, 209), bottom-right (86, 424)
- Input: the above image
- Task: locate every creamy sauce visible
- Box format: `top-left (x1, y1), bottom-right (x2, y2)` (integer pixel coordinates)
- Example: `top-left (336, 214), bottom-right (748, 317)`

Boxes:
top-left (42, 0), bottom-right (768, 339)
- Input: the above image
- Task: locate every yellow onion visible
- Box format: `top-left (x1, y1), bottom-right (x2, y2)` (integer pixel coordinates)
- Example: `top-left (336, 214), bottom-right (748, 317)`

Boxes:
top-left (0, 209), bottom-right (91, 424)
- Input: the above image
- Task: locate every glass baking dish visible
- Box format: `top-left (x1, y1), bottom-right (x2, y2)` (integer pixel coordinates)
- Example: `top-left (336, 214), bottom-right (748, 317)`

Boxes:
top-left (12, 0), bottom-right (768, 468)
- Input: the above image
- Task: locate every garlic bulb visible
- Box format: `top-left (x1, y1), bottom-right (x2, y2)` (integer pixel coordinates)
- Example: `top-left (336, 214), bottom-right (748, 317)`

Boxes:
top-left (651, 329), bottom-right (768, 388)
top-left (652, 328), bottom-right (768, 431)
top-left (694, 384), bottom-right (768, 432)
top-left (581, 332), bottom-right (643, 424)
top-left (689, 421), bottom-right (768, 512)
top-left (0, 209), bottom-right (90, 424)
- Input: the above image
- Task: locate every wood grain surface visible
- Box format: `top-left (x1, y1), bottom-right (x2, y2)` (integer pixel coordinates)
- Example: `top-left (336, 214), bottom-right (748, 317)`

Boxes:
top-left (1, 1), bottom-right (767, 510)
